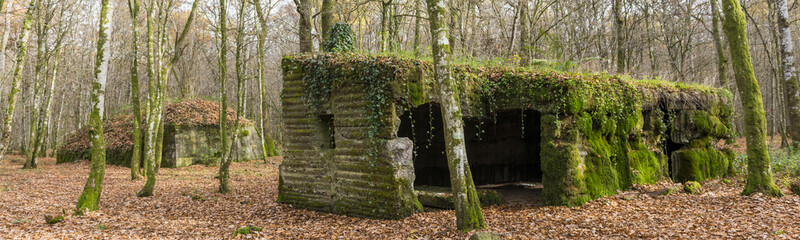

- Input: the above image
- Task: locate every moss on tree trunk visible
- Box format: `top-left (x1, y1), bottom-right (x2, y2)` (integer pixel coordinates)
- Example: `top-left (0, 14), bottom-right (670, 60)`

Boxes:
top-left (76, 0), bottom-right (113, 211)
top-left (129, 0), bottom-right (142, 180)
top-left (426, 0), bottom-right (486, 232)
top-left (720, 0), bottom-right (783, 197)
top-left (0, 0), bottom-right (36, 160)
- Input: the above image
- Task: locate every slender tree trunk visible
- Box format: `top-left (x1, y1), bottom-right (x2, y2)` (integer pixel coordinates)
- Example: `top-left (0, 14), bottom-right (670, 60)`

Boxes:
top-left (711, 0), bottom-right (728, 88)
top-left (413, 0), bottom-right (421, 57)
top-left (27, 47), bottom-right (62, 169)
top-left (294, 0), bottom-right (312, 52)
top-left (254, 0), bottom-right (279, 160)
top-left (24, 36), bottom-right (46, 169)
top-left (380, 0), bottom-right (391, 51)
top-left (518, 0), bottom-right (529, 66)
top-left (507, 1), bottom-right (519, 56)
top-left (217, 0), bottom-right (231, 193)
top-left (52, 88), bottom-right (65, 158)
top-left (138, 1), bottom-right (161, 197)
top-left (76, 0), bottom-right (113, 212)
top-left (321, 0), bottom-right (334, 44)
top-left (0, 0), bottom-right (37, 160)
top-left (128, 0), bottom-right (142, 179)
top-left (138, 0), bottom-right (197, 196)
top-left (219, 0), bottom-right (247, 193)
top-left (426, 0), bottom-right (486, 232)
top-left (776, 0), bottom-right (800, 148)
top-left (613, 0), bottom-right (625, 73)
top-left (721, 0), bottom-right (783, 197)
top-left (0, 0), bottom-right (13, 73)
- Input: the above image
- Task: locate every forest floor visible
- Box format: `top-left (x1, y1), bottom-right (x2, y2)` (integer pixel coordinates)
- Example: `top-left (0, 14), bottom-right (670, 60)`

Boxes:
top-left (1, 153), bottom-right (800, 239)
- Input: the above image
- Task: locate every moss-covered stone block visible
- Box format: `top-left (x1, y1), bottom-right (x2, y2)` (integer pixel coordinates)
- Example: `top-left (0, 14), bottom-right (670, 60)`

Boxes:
top-left (671, 145), bottom-right (732, 183)
top-left (683, 181), bottom-right (702, 194)
top-left (540, 115), bottom-right (590, 206)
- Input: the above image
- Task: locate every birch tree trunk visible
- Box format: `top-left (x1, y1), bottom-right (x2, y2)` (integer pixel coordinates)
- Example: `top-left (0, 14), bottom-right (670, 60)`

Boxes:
top-left (128, 0), bottom-right (142, 180)
top-left (0, 0), bottom-right (13, 73)
top-left (0, 0), bottom-right (37, 160)
top-left (711, 0), bottom-right (728, 88)
top-left (138, 0), bottom-right (160, 197)
top-left (76, 0), bottom-right (113, 212)
top-left (426, 0), bottom-right (486, 232)
top-left (720, 0), bottom-right (783, 197)
top-left (776, 0), bottom-right (800, 148)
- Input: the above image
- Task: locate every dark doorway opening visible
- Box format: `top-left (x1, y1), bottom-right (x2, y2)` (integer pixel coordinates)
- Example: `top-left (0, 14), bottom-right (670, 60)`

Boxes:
top-left (397, 103), bottom-right (543, 189)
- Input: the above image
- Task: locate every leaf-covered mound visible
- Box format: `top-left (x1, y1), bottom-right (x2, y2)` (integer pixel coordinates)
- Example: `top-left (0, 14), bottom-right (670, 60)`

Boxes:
top-left (59, 99), bottom-right (251, 156)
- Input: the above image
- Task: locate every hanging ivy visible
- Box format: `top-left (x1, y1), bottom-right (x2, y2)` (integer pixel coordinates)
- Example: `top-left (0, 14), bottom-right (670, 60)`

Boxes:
top-left (324, 23), bottom-right (355, 53)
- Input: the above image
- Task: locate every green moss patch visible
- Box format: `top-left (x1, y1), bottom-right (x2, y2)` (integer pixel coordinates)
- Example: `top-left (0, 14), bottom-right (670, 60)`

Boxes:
top-left (684, 181), bottom-right (703, 194)
top-left (672, 145), bottom-right (733, 183)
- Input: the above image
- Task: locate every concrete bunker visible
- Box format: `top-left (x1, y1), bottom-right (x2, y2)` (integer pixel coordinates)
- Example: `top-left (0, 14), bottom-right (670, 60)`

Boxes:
top-left (278, 54), bottom-right (735, 219)
top-left (56, 100), bottom-right (264, 167)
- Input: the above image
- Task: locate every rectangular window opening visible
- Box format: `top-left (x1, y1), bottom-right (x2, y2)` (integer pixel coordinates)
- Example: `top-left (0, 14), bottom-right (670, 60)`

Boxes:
top-left (318, 114), bottom-right (335, 150)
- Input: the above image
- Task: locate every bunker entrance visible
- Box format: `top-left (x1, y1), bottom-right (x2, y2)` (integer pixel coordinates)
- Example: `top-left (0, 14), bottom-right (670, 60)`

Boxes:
top-left (398, 103), bottom-right (543, 205)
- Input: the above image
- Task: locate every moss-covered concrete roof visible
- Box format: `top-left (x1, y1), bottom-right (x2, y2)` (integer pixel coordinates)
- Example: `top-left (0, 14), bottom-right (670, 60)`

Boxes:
top-left (282, 53), bottom-right (732, 119)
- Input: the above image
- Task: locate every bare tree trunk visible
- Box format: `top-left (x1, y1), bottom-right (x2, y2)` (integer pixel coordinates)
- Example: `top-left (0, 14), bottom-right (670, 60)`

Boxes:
top-left (138, 0), bottom-right (161, 198)
top-left (413, 0), bottom-right (421, 56)
top-left (254, 0), bottom-right (279, 160)
top-left (128, 0), bottom-right (142, 180)
top-left (219, 0), bottom-right (248, 193)
top-left (380, 0), bottom-right (391, 51)
top-left (28, 47), bottom-right (61, 169)
top-left (426, 0), bottom-right (485, 232)
top-left (613, 0), bottom-right (625, 73)
top-left (294, 0), bottom-right (312, 52)
top-left (711, 0), bottom-right (728, 88)
top-left (518, 0), bottom-right (529, 66)
top-left (138, 0), bottom-right (198, 197)
top-left (52, 88), bottom-right (65, 158)
top-left (0, 0), bottom-right (37, 160)
top-left (216, 0), bottom-right (231, 193)
top-left (721, 0), bottom-right (782, 197)
top-left (76, 0), bottom-right (113, 212)
top-left (0, 0), bottom-right (13, 73)
top-left (776, 0), bottom-right (800, 148)
top-left (23, 31), bottom-right (47, 169)
top-left (321, 0), bottom-right (334, 44)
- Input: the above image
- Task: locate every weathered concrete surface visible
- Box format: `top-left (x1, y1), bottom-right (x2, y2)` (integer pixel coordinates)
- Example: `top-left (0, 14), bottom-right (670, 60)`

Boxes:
top-left (279, 54), bottom-right (734, 219)
top-left (162, 125), bottom-right (263, 168)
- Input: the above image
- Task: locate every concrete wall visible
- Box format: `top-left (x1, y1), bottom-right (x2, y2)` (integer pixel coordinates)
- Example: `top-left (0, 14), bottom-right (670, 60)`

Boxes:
top-left (278, 65), bottom-right (420, 219)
